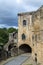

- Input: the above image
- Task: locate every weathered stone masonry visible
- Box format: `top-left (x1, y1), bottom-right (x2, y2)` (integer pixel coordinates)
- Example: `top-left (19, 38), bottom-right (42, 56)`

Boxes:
top-left (18, 5), bottom-right (43, 65)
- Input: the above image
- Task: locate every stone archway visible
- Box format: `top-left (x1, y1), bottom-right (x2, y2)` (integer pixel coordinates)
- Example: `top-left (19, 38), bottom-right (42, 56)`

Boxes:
top-left (19, 44), bottom-right (32, 53)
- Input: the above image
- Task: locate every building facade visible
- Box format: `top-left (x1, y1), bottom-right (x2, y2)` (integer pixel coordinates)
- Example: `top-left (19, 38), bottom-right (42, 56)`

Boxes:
top-left (18, 5), bottom-right (43, 65)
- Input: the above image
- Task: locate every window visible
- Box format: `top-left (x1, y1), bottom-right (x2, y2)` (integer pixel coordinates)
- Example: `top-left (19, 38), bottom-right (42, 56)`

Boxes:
top-left (22, 34), bottom-right (26, 40)
top-left (23, 20), bottom-right (26, 26)
top-left (32, 35), bottom-right (34, 46)
top-left (35, 53), bottom-right (37, 56)
top-left (32, 35), bottom-right (34, 41)
top-left (35, 34), bottom-right (37, 41)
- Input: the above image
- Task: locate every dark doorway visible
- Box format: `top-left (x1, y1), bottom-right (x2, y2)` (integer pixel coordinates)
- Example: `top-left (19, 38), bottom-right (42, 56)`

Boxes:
top-left (8, 44), bottom-right (13, 51)
top-left (19, 44), bottom-right (32, 53)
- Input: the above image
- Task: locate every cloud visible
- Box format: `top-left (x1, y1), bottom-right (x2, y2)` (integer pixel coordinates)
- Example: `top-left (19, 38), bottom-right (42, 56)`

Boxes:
top-left (0, 24), bottom-right (7, 28)
top-left (0, 0), bottom-right (43, 28)
top-left (0, 17), bottom-right (18, 26)
top-left (0, 24), bottom-right (18, 29)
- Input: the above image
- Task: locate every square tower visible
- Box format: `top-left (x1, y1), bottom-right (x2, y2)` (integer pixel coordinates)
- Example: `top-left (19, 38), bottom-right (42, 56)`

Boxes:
top-left (18, 12), bottom-right (33, 48)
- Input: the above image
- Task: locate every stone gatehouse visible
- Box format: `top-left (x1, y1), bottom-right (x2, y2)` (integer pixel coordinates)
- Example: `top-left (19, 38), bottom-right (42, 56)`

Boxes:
top-left (18, 5), bottom-right (43, 65)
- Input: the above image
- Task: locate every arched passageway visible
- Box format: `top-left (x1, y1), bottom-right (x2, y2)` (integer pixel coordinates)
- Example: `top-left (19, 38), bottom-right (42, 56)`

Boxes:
top-left (19, 44), bottom-right (32, 53)
top-left (8, 44), bottom-right (13, 51)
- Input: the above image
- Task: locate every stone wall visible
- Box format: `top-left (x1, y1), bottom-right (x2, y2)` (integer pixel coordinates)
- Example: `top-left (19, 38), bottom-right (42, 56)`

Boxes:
top-left (18, 5), bottom-right (43, 65)
top-left (32, 6), bottom-right (43, 65)
top-left (18, 14), bottom-right (33, 48)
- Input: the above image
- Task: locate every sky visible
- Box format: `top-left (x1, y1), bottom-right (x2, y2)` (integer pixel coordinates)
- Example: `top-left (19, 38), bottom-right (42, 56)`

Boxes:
top-left (0, 0), bottom-right (43, 28)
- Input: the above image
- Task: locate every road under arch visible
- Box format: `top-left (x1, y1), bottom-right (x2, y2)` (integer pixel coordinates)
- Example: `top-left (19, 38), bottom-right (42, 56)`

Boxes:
top-left (19, 44), bottom-right (32, 53)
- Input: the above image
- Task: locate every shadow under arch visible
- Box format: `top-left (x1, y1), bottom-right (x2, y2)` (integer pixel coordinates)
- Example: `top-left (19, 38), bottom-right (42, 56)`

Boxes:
top-left (19, 44), bottom-right (32, 53)
top-left (8, 44), bottom-right (14, 51)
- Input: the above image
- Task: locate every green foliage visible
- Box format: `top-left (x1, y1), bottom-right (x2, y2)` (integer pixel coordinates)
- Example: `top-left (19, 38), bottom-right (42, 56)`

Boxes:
top-left (0, 37), bottom-right (4, 43)
top-left (7, 27), bottom-right (18, 33)
top-left (0, 27), bottom-right (18, 45)
top-left (0, 28), bottom-right (9, 45)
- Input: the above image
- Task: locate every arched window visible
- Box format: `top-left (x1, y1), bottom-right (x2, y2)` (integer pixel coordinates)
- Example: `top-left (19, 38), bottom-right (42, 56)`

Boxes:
top-left (32, 35), bottom-right (34, 40)
top-left (22, 34), bottom-right (26, 40)
top-left (23, 20), bottom-right (26, 26)
top-left (35, 34), bottom-right (37, 41)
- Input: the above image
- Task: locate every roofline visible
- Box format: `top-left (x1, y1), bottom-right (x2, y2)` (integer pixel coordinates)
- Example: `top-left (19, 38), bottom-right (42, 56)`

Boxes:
top-left (36, 5), bottom-right (43, 12)
top-left (18, 5), bottom-right (43, 16)
top-left (18, 11), bottom-right (36, 16)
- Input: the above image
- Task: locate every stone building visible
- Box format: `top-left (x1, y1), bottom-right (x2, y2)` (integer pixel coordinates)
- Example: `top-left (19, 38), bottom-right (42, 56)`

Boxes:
top-left (9, 32), bottom-right (18, 47)
top-left (4, 32), bottom-right (18, 57)
top-left (18, 5), bottom-right (43, 65)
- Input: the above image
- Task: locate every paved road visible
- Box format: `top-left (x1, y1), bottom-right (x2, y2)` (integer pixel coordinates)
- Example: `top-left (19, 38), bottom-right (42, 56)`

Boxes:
top-left (4, 53), bottom-right (31, 65)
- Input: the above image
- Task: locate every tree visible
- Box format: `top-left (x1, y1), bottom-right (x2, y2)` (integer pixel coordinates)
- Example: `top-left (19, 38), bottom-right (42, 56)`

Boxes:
top-left (0, 28), bottom-right (9, 45)
top-left (8, 27), bottom-right (18, 33)
top-left (0, 27), bottom-right (18, 45)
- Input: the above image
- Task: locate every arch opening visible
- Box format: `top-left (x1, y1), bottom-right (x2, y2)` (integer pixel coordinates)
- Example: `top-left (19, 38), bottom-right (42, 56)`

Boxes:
top-left (8, 44), bottom-right (14, 51)
top-left (19, 44), bottom-right (32, 53)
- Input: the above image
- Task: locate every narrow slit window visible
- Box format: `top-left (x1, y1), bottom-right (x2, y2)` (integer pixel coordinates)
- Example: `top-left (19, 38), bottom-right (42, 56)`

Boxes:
top-left (23, 20), bottom-right (26, 26)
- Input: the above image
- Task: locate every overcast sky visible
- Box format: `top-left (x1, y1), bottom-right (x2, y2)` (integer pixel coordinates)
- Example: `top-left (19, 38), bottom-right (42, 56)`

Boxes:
top-left (0, 0), bottom-right (43, 28)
